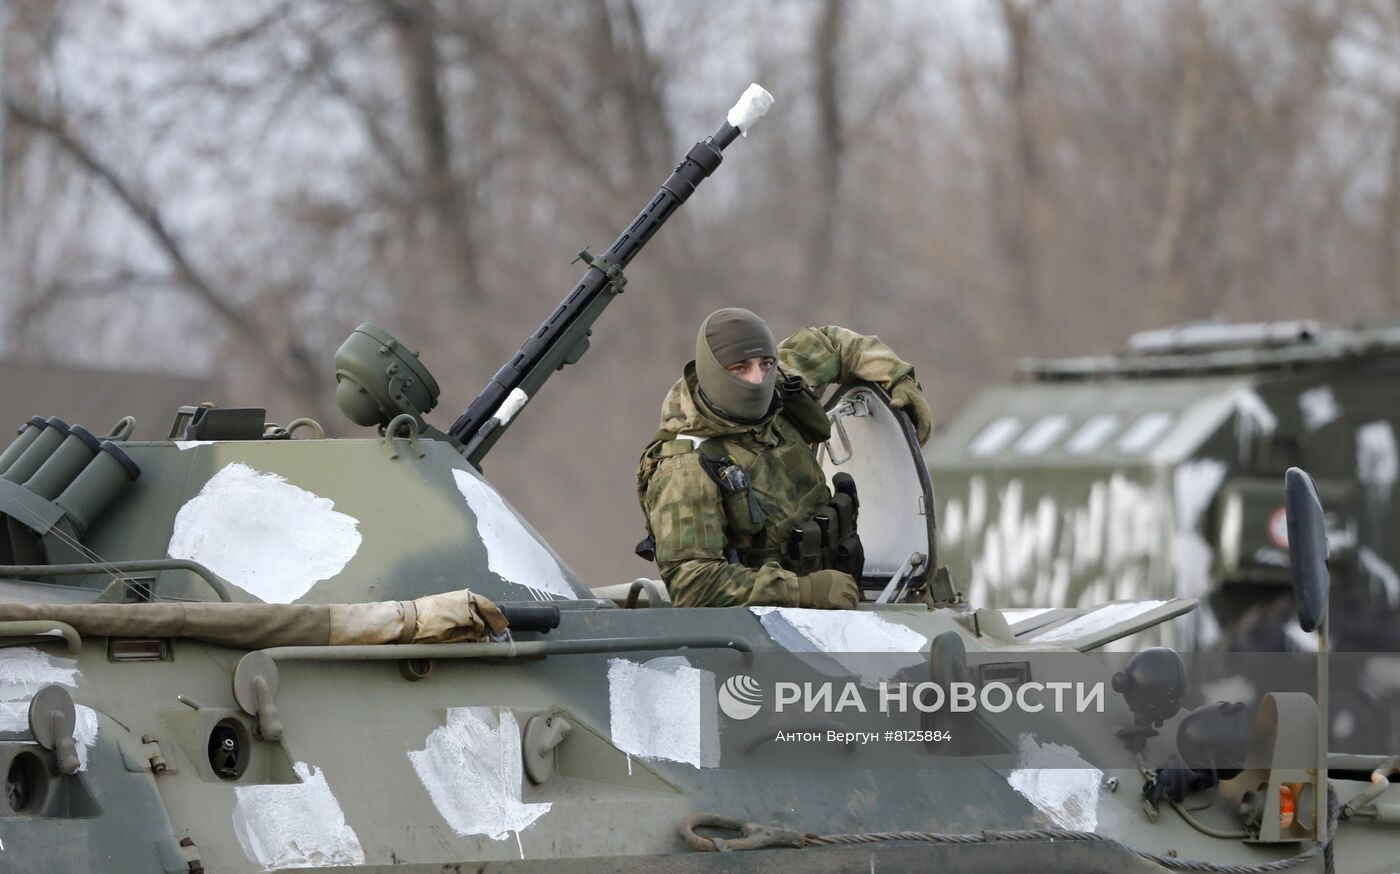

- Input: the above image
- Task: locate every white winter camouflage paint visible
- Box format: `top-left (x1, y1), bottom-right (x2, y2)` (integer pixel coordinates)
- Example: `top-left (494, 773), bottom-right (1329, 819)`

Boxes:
top-left (750, 607), bottom-right (926, 653)
top-left (608, 657), bottom-right (719, 768)
top-left (1064, 414), bottom-right (1120, 455)
top-left (1032, 600), bottom-right (1167, 645)
top-left (0, 646), bottom-right (79, 699)
top-left (1116, 412), bottom-right (1173, 453)
top-left (968, 417), bottom-right (1021, 457)
top-left (1007, 733), bottom-right (1102, 832)
top-left (1357, 422), bottom-right (1398, 516)
top-left (167, 463), bottom-right (362, 603)
top-left (1284, 619), bottom-right (1318, 653)
top-left (941, 496), bottom-right (964, 547)
top-left (452, 469), bottom-right (573, 599)
top-left (960, 473), bottom-right (1165, 614)
top-left (0, 702), bottom-right (99, 771)
top-left (408, 708), bottom-right (552, 845)
top-left (751, 607), bottom-right (927, 682)
top-left (1359, 547), bottom-right (1400, 606)
top-left (1297, 386), bottom-right (1340, 431)
top-left (0, 648), bottom-right (99, 770)
top-left (1172, 460), bottom-right (1226, 648)
top-left (1002, 607), bottom-right (1053, 623)
top-left (231, 762), bottom-right (364, 869)
top-left (1232, 389), bottom-right (1277, 465)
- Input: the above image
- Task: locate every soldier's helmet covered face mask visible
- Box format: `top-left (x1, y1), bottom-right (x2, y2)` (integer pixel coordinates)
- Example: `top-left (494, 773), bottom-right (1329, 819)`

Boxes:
top-left (695, 308), bottom-right (779, 422)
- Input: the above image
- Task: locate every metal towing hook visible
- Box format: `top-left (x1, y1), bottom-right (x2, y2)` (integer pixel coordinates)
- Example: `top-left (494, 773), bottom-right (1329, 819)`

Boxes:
top-left (679, 813), bottom-right (812, 852)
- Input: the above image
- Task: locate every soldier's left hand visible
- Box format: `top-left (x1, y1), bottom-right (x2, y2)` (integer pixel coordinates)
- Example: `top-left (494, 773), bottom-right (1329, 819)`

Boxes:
top-left (890, 379), bottom-right (931, 445)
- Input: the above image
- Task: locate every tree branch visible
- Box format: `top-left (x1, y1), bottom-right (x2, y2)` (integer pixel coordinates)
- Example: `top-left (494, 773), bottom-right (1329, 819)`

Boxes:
top-left (434, 7), bottom-right (622, 196)
top-left (6, 97), bottom-right (255, 335)
top-left (1148, 0), bottom-right (1208, 297)
top-left (6, 95), bottom-right (323, 405)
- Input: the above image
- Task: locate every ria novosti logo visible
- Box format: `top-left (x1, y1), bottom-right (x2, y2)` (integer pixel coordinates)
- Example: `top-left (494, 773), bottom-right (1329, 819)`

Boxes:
top-left (715, 673), bottom-right (1108, 720)
top-left (718, 674), bottom-right (764, 720)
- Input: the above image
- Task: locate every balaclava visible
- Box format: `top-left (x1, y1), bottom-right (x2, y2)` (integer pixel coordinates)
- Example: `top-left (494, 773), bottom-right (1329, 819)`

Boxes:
top-left (694, 308), bottom-right (779, 422)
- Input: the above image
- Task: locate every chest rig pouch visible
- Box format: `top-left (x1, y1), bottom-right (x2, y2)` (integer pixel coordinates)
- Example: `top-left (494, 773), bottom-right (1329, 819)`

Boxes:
top-left (633, 433), bottom-right (765, 564)
top-left (784, 472), bottom-right (864, 579)
top-left (695, 441), bottom-right (766, 538)
top-left (699, 438), bottom-right (865, 581)
top-left (635, 375), bottom-right (862, 578)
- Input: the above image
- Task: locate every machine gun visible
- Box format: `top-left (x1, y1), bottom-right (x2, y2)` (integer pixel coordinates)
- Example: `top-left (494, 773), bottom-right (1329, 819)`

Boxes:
top-left (447, 84), bottom-right (774, 465)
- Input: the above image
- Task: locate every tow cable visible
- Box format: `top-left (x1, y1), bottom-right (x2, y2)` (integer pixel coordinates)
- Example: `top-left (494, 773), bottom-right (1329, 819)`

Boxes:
top-left (681, 791), bottom-right (1338, 874)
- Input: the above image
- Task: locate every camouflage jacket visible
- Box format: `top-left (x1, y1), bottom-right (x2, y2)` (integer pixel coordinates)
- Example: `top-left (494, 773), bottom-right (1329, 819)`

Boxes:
top-left (636, 326), bottom-right (916, 607)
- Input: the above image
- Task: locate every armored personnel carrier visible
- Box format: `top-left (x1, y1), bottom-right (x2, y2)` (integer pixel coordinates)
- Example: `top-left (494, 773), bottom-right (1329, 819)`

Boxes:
top-left (926, 321), bottom-right (1400, 653)
top-left (0, 87), bottom-right (1394, 873)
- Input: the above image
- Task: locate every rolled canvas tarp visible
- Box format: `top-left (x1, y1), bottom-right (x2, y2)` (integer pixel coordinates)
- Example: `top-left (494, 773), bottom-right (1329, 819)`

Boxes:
top-left (0, 588), bottom-right (508, 648)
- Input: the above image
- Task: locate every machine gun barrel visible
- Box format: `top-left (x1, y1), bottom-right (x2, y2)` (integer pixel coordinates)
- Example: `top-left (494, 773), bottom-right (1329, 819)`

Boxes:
top-left (450, 84), bottom-right (774, 464)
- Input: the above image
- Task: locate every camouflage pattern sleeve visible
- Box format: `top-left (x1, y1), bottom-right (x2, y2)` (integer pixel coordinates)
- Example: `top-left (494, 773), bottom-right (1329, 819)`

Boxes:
top-left (643, 453), bottom-right (800, 608)
top-left (777, 326), bottom-right (916, 395)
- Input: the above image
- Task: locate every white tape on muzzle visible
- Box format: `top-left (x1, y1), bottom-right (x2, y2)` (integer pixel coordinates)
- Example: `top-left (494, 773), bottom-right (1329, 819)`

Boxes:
top-left (726, 84), bottom-right (774, 135)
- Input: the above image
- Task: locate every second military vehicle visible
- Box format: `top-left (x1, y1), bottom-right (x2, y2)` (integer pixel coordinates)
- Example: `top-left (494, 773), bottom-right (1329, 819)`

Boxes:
top-left (926, 320), bottom-right (1400, 654)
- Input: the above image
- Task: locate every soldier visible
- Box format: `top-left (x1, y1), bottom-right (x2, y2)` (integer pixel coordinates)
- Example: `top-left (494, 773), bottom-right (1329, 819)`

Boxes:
top-left (636, 308), bottom-right (931, 609)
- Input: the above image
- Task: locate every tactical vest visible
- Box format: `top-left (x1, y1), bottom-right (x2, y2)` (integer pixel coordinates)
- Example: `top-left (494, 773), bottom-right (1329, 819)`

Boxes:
top-left (637, 372), bottom-right (865, 580)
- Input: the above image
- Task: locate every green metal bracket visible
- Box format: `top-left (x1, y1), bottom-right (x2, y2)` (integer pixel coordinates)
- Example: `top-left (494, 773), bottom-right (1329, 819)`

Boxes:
top-left (382, 413), bottom-right (426, 460)
top-left (573, 246), bottom-right (628, 294)
top-left (0, 619), bottom-right (81, 653)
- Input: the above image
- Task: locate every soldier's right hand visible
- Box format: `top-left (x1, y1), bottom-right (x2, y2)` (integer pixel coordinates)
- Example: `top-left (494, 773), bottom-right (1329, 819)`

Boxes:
top-left (797, 570), bottom-right (860, 610)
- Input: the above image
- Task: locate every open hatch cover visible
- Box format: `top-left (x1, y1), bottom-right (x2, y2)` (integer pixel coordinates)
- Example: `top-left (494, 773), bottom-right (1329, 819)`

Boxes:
top-left (1005, 598), bottom-right (1198, 651)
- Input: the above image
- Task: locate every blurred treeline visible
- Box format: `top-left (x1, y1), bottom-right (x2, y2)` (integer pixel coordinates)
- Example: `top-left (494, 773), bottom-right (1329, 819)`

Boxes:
top-left (3, 0), bottom-right (1398, 587)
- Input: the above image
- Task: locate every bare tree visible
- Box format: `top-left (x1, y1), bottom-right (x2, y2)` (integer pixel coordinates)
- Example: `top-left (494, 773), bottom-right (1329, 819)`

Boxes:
top-left (996, 0), bottom-right (1054, 348)
top-left (805, 0), bottom-right (846, 304)
top-left (383, 0), bottom-right (478, 299)
top-left (1146, 0), bottom-right (1207, 327)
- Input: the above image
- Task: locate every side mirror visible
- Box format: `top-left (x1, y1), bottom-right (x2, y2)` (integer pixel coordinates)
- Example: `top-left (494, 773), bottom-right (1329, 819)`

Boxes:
top-left (1284, 467), bottom-right (1329, 633)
